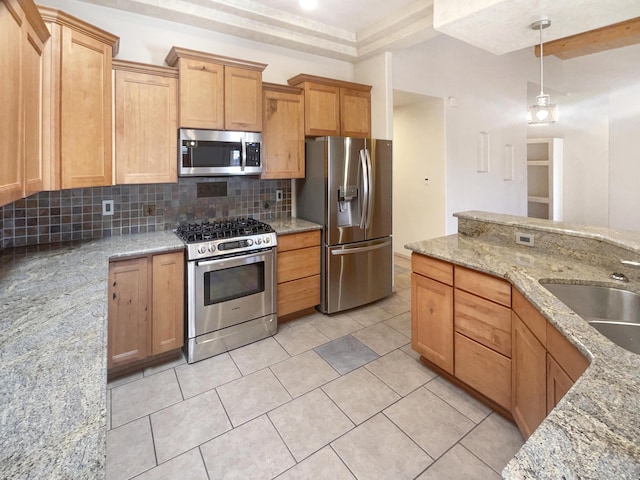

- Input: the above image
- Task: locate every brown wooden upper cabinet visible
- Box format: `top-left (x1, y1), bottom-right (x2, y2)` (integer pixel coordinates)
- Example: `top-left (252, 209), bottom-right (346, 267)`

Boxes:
top-left (0, 0), bottom-right (50, 207)
top-left (287, 74), bottom-right (371, 138)
top-left (261, 83), bottom-right (305, 179)
top-left (113, 60), bottom-right (178, 184)
top-left (39, 7), bottom-right (119, 190)
top-left (165, 47), bottom-right (266, 132)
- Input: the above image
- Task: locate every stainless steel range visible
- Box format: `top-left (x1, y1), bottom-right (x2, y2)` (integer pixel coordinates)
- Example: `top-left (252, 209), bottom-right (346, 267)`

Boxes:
top-left (175, 218), bottom-right (278, 363)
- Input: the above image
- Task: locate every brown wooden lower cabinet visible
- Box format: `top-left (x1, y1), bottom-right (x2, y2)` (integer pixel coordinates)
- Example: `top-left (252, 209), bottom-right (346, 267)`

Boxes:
top-left (277, 230), bottom-right (321, 319)
top-left (410, 253), bottom-right (590, 439)
top-left (108, 250), bottom-right (184, 372)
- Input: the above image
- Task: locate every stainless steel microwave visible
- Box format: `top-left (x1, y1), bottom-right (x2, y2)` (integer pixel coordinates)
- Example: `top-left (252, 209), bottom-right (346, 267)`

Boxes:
top-left (179, 129), bottom-right (262, 177)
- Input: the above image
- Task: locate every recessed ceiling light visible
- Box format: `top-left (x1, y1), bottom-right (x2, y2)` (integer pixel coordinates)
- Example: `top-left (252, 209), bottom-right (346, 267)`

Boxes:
top-left (299, 0), bottom-right (318, 11)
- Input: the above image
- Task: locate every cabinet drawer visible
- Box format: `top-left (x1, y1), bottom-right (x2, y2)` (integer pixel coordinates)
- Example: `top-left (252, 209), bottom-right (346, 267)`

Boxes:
top-left (454, 266), bottom-right (511, 307)
top-left (546, 323), bottom-right (589, 382)
top-left (278, 246), bottom-right (320, 283)
top-left (455, 333), bottom-right (511, 409)
top-left (411, 253), bottom-right (453, 286)
top-left (454, 289), bottom-right (512, 357)
top-left (512, 288), bottom-right (547, 345)
top-left (277, 275), bottom-right (320, 317)
top-left (278, 230), bottom-right (321, 252)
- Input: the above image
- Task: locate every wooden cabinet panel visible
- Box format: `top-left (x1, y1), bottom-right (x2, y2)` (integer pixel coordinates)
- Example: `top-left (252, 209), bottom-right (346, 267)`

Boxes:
top-left (225, 66), bottom-right (262, 131)
top-left (278, 230), bottom-right (320, 252)
top-left (546, 353), bottom-right (574, 413)
top-left (261, 83), bottom-right (305, 179)
top-left (512, 313), bottom-right (547, 438)
top-left (278, 246), bottom-right (321, 284)
top-left (60, 27), bottom-right (113, 188)
top-left (546, 323), bottom-right (589, 382)
top-left (277, 275), bottom-right (320, 317)
top-left (455, 266), bottom-right (511, 307)
top-left (0, 0), bottom-right (24, 206)
top-left (411, 252), bottom-right (453, 285)
top-left (302, 82), bottom-right (340, 136)
top-left (455, 332), bottom-right (511, 409)
top-left (152, 251), bottom-right (184, 355)
top-left (512, 288), bottom-right (547, 345)
top-left (177, 57), bottom-right (224, 129)
top-left (340, 88), bottom-right (371, 138)
top-left (114, 61), bottom-right (178, 184)
top-left (455, 289), bottom-right (512, 357)
top-left (108, 257), bottom-right (149, 369)
top-left (411, 272), bottom-right (454, 374)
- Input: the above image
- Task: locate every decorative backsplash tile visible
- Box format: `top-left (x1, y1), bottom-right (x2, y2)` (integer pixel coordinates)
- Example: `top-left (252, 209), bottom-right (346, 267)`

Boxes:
top-left (0, 177), bottom-right (291, 249)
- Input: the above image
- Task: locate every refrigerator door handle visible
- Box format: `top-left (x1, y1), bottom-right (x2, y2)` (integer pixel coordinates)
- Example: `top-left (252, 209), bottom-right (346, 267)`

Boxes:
top-left (359, 149), bottom-right (369, 230)
top-left (364, 148), bottom-right (373, 231)
top-left (330, 239), bottom-right (391, 255)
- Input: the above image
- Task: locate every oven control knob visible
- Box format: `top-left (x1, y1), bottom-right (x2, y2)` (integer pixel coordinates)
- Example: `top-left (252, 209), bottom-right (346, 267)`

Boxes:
top-left (197, 245), bottom-right (206, 255)
top-left (264, 236), bottom-right (271, 244)
top-left (247, 239), bottom-right (255, 246)
top-left (208, 244), bottom-right (216, 253)
top-left (255, 238), bottom-right (262, 245)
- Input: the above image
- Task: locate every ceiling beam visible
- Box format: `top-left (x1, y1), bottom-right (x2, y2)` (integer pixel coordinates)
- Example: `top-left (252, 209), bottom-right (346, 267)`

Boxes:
top-left (536, 17), bottom-right (640, 59)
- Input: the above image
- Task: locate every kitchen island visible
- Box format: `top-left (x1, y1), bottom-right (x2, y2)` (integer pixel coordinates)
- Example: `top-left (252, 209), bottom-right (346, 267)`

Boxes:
top-left (0, 217), bottom-right (320, 480)
top-left (406, 211), bottom-right (640, 479)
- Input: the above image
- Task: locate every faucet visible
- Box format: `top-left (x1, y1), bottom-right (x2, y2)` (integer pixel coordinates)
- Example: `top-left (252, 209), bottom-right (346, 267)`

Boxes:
top-left (620, 260), bottom-right (640, 268)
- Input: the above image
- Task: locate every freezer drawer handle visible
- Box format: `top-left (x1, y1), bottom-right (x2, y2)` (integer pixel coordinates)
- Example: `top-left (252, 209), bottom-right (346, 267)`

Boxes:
top-left (330, 240), bottom-right (391, 255)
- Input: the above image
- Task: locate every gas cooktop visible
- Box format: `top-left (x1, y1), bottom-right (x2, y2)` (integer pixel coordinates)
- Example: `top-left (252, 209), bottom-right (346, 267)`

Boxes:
top-left (175, 218), bottom-right (277, 260)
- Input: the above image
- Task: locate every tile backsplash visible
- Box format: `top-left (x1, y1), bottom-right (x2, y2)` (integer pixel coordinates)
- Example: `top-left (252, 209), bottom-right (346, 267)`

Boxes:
top-left (1, 177), bottom-right (291, 249)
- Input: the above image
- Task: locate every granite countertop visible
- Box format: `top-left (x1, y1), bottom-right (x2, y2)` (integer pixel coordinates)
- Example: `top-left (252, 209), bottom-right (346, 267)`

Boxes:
top-left (405, 215), bottom-right (640, 479)
top-left (0, 231), bottom-right (184, 480)
top-left (269, 217), bottom-right (322, 235)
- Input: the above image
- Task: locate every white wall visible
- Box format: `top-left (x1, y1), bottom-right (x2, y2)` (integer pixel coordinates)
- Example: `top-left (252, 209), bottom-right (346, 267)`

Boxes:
top-left (393, 95), bottom-right (446, 255)
top-left (355, 52), bottom-right (394, 140)
top-left (393, 35), bottom-right (530, 233)
top-left (41, 0), bottom-right (354, 84)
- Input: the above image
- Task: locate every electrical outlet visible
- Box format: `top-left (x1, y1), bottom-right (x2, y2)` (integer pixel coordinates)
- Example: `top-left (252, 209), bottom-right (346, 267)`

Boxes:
top-left (515, 231), bottom-right (535, 247)
top-left (102, 200), bottom-right (114, 216)
top-left (275, 189), bottom-right (283, 202)
top-left (143, 205), bottom-right (156, 216)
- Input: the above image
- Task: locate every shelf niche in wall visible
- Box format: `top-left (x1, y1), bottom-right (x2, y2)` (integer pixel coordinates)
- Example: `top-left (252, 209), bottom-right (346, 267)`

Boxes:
top-left (526, 138), bottom-right (563, 221)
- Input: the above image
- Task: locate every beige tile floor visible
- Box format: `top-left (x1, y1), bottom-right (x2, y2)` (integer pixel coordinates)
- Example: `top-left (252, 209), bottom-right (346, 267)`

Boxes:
top-left (106, 256), bottom-right (524, 480)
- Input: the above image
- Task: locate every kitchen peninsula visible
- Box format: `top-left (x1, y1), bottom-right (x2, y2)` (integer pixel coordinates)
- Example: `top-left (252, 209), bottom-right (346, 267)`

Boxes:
top-left (0, 218), bottom-right (319, 479)
top-left (406, 211), bottom-right (640, 479)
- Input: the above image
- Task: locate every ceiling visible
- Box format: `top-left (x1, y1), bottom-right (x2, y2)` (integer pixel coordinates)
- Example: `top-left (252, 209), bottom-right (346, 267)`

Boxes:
top-left (76, 0), bottom-right (640, 62)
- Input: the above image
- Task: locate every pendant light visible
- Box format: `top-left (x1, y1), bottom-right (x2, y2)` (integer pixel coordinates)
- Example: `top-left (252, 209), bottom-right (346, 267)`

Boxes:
top-left (528, 19), bottom-right (559, 125)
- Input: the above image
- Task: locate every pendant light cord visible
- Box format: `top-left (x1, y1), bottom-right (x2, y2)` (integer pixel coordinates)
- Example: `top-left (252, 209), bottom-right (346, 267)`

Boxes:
top-left (539, 25), bottom-right (544, 96)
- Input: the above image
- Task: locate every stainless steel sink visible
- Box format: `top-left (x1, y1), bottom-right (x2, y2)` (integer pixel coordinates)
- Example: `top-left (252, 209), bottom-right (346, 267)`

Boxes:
top-left (540, 282), bottom-right (640, 355)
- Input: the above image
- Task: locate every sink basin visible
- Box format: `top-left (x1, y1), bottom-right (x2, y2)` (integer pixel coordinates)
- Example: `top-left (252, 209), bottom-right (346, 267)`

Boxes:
top-left (540, 282), bottom-right (640, 355)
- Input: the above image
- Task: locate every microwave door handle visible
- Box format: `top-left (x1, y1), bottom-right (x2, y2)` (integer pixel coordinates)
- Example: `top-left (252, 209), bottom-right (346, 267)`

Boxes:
top-left (359, 149), bottom-right (369, 231)
top-left (241, 136), bottom-right (247, 172)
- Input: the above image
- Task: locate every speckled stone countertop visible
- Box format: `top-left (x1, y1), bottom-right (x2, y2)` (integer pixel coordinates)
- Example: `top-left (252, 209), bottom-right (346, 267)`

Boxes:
top-left (0, 231), bottom-right (184, 480)
top-left (406, 212), bottom-right (640, 479)
top-left (0, 217), bottom-right (318, 479)
top-left (269, 217), bottom-right (322, 235)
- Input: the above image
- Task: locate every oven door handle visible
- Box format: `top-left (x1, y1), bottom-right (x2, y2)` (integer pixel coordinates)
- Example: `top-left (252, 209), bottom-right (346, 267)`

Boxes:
top-left (195, 252), bottom-right (266, 268)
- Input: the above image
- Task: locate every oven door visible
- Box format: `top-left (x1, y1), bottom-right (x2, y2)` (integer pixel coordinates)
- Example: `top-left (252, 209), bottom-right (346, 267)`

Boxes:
top-left (188, 249), bottom-right (275, 338)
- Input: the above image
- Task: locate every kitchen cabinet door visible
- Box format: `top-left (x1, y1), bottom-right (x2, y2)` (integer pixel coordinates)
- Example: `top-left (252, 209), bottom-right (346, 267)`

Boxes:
top-left (0, 0), bottom-right (24, 207)
top-left (512, 313), bottom-right (547, 438)
top-left (151, 251), bottom-right (184, 355)
top-left (411, 272), bottom-right (454, 374)
top-left (302, 82), bottom-right (340, 136)
top-left (177, 57), bottom-right (224, 129)
top-left (0, 0), bottom-right (48, 207)
top-left (261, 84), bottom-right (305, 179)
top-left (547, 353), bottom-right (574, 414)
top-left (108, 257), bottom-right (150, 369)
top-left (114, 61), bottom-right (178, 184)
top-left (340, 88), bottom-right (371, 138)
top-left (225, 65), bottom-right (262, 131)
top-left (40, 7), bottom-right (118, 190)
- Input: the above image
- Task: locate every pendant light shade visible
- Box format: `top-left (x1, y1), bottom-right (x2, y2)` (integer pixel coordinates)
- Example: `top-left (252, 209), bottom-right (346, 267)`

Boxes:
top-left (528, 19), bottom-right (559, 125)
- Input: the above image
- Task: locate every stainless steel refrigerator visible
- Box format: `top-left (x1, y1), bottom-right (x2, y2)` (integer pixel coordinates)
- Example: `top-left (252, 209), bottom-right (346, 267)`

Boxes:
top-left (296, 136), bottom-right (393, 314)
